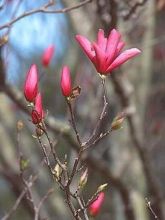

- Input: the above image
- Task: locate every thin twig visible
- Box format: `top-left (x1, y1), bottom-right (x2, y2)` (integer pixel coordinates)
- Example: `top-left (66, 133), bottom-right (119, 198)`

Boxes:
top-left (41, 123), bottom-right (65, 170)
top-left (67, 100), bottom-right (82, 146)
top-left (1, 174), bottom-right (38, 220)
top-left (123, 0), bottom-right (148, 20)
top-left (76, 196), bottom-right (89, 220)
top-left (84, 78), bottom-right (108, 146)
top-left (37, 135), bottom-right (53, 174)
top-left (146, 197), bottom-right (159, 219)
top-left (34, 188), bottom-right (54, 220)
top-left (0, 0), bottom-right (92, 30)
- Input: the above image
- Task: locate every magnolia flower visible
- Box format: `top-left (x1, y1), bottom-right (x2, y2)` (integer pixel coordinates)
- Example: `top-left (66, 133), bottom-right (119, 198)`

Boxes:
top-left (42, 45), bottom-right (55, 67)
top-left (89, 192), bottom-right (105, 217)
top-left (31, 93), bottom-right (44, 124)
top-left (61, 66), bottom-right (72, 97)
top-left (24, 64), bottom-right (38, 102)
top-left (76, 29), bottom-right (141, 75)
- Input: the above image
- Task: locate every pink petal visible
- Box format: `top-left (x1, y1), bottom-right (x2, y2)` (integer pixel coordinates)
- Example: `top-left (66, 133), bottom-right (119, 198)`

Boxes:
top-left (97, 29), bottom-right (107, 51)
top-left (107, 48), bottom-right (141, 72)
top-left (75, 35), bottom-right (95, 60)
top-left (106, 29), bottom-right (121, 63)
top-left (116, 41), bottom-right (125, 56)
top-left (93, 43), bottom-right (107, 73)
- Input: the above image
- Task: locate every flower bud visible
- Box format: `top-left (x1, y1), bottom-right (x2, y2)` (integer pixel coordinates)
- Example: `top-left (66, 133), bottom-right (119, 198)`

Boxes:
top-left (24, 64), bottom-right (38, 102)
top-left (31, 93), bottom-right (44, 124)
top-left (78, 169), bottom-right (88, 189)
top-left (97, 183), bottom-right (108, 193)
top-left (89, 192), bottom-right (105, 217)
top-left (17, 120), bottom-right (24, 131)
top-left (61, 66), bottom-right (72, 97)
top-left (53, 163), bottom-right (62, 180)
top-left (42, 45), bottom-right (55, 67)
top-left (20, 158), bottom-right (29, 171)
top-left (35, 127), bottom-right (44, 137)
top-left (111, 115), bottom-right (125, 130)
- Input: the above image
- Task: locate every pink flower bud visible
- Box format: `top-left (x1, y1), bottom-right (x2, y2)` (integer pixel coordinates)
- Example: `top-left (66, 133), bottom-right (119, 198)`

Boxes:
top-left (31, 93), bottom-right (44, 124)
top-left (89, 192), bottom-right (105, 217)
top-left (42, 45), bottom-right (55, 67)
top-left (61, 66), bottom-right (72, 97)
top-left (24, 64), bottom-right (38, 102)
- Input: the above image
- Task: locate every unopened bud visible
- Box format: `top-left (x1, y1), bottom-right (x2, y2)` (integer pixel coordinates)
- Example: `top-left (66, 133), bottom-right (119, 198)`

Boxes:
top-left (0, 35), bottom-right (8, 46)
top-left (53, 163), bottom-right (62, 180)
top-left (111, 115), bottom-right (124, 130)
top-left (97, 183), bottom-right (108, 193)
top-left (35, 127), bottom-right (44, 137)
top-left (17, 120), bottom-right (24, 131)
top-left (78, 169), bottom-right (88, 189)
top-left (20, 158), bottom-right (29, 171)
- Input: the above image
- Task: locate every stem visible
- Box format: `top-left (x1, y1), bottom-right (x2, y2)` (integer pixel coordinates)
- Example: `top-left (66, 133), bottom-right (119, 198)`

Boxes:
top-left (67, 100), bottom-right (82, 146)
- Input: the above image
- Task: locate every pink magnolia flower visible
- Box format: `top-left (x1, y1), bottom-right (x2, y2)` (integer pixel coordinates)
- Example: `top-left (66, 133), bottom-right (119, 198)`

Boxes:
top-left (76, 29), bottom-right (141, 75)
top-left (61, 66), bottom-right (72, 97)
top-left (42, 45), bottom-right (55, 67)
top-left (31, 93), bottom-right (44, 124)
top-left (89, 192), bottom-right (105, 217)
top-left (24, 64), bottom-right (38, 102)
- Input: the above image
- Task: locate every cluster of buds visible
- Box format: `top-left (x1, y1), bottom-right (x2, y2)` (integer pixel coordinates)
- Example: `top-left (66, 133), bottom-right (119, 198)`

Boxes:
top-left (23, 28), bottom-right (141, 219)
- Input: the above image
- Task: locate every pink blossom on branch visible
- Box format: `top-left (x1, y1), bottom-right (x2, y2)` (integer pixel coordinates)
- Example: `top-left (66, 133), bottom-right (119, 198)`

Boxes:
top-left (31, 93), bottom-right (44, 124)
top-left (42, 45), bottom-right (55, 67)
top-left (61, 66), bottom-right (72, 97)
top-left (76, 29), bottom-right (141, 75)
top-left (89, 192), bottom-right (105, 217)
top-left (24, 64), bottom-right (38, 102)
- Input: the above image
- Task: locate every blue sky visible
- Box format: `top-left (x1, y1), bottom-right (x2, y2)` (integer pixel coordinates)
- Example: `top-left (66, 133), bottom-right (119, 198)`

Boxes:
top-left (0, 0), bottom-right (69, 82)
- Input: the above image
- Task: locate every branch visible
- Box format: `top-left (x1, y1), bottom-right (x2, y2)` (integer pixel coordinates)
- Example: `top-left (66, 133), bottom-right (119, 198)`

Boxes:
top-left (123, 0), bottom-right (149, 20)
top-left (34, 188), bottom-right (54, 220)
top-left (110, 72), bottom-right (164, 219)
top-left (2, 82), bottom-right (135, 220)
top-left (0, 0), bottom-right (92, 30)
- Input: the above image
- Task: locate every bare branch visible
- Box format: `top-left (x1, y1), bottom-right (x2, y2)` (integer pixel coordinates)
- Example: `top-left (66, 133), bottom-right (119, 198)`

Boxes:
top-left (0, 0), bottom-right (93, 31)
top-left (34, 188), bottom-right (54, 220)
top-left (123, 0), bottom-right (148, 20)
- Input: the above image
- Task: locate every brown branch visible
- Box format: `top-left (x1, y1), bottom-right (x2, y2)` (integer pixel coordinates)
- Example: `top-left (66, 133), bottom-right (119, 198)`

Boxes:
top-left (34, 187), bottom-right (54, 220)
top-left (1, 171), bottom-right (38, 220)
top-left (110, 72), bottom-right (164, 220)
top-left (0, 0), bottom-right (92, 30)
top-left (2, 83), bottom-right (135, 220)
top-left (123, 0), bottom-right (149, 20)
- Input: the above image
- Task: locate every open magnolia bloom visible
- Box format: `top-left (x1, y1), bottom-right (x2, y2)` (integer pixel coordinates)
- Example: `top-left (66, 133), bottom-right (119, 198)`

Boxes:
top-left (76, 29), bottom-right (141, 75)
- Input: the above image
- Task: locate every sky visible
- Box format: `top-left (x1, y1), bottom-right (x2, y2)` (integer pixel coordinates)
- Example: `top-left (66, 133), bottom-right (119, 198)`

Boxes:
top-left (0, 0), bottom-right (69, 83)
